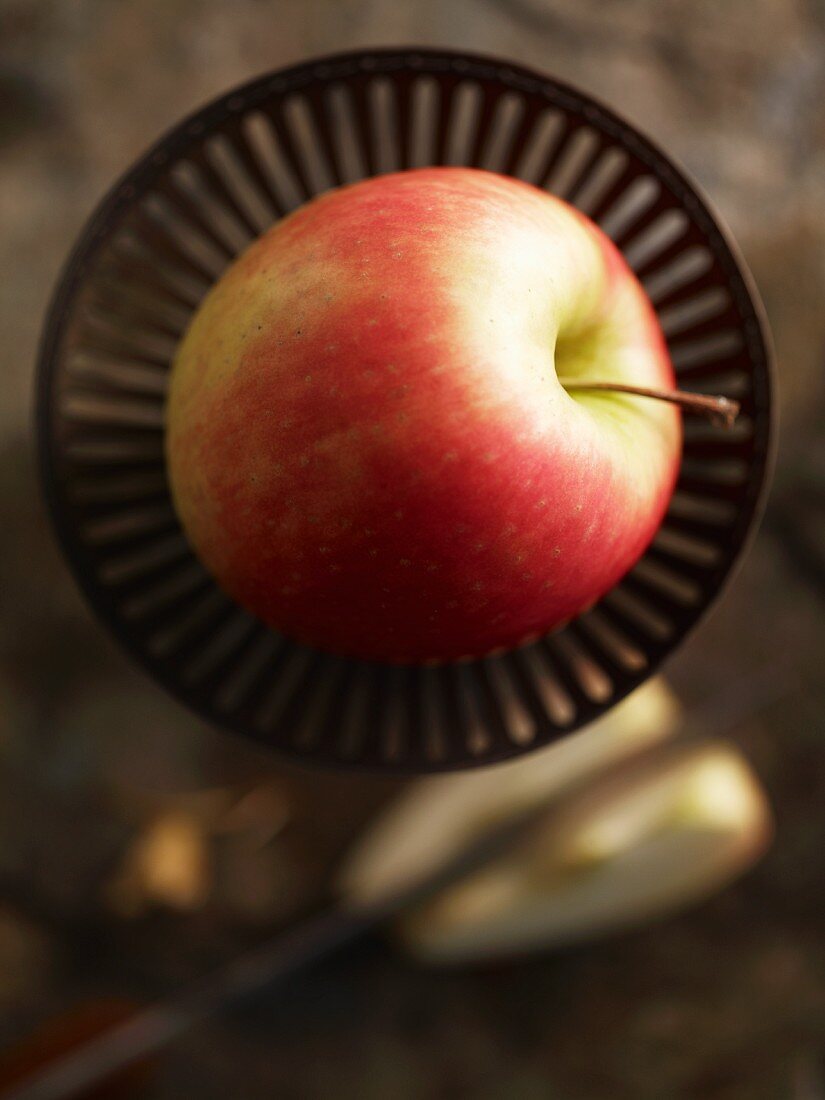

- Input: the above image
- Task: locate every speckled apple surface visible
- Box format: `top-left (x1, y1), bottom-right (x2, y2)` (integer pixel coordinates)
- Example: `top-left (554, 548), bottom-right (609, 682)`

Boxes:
top-left (166, 167), bottom-right (680, 662)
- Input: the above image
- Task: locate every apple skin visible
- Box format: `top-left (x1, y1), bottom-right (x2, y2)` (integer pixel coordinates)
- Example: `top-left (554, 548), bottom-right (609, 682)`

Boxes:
top-left (167, 167), bottom-right (680, 663)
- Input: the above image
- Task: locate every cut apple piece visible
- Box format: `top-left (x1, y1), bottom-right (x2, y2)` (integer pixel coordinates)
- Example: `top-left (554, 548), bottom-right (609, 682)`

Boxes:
top-left (337, 677), bottom-right (681, 908)
top-left (394, 742), bottom-right (771, 963)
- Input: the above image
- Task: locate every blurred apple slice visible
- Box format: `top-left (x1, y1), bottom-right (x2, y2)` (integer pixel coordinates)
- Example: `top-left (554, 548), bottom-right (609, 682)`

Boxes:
top-left (337, 680), bottom-right (772, 963)
top-left (337, 678), bottom-right (681, 909)
top-left (398, 742), bottom-right (770, 962)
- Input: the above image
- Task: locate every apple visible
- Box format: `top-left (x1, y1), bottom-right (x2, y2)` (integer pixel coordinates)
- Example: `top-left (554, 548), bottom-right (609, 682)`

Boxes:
top-left (392, 741), bottom-right (772, 961)
top-left (167, 167), bottom-right (680, 662)
top-left (337, 676), bottom-right (683, 908)
top-left (336, 686), bottom-right (772, 961)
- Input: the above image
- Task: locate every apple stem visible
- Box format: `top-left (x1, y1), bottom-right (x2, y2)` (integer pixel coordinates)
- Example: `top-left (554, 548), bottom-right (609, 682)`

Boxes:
top-left (557, 379), bottom-right (740, 429)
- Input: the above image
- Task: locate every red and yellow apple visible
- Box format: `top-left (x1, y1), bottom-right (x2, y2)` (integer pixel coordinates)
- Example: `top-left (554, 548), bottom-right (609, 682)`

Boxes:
top-left (166, 168), bottom-right (680, 662)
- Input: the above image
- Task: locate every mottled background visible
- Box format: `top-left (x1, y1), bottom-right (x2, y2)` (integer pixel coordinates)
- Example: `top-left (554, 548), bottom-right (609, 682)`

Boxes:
top-left (1, 2), bottom-right (824, 1098)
